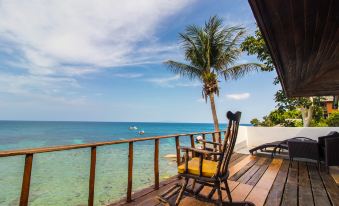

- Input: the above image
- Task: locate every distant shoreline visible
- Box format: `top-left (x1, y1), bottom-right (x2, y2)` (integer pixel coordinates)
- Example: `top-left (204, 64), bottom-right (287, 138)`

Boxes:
top-left (0, 120), bottom-right (251, 125)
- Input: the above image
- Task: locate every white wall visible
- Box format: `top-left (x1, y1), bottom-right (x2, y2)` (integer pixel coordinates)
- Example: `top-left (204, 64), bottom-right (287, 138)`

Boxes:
top-left (236, 126), bottom-right (339, 148)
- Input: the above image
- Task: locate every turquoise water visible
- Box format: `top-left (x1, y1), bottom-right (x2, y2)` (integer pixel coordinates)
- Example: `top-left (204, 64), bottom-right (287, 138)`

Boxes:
top-left (0, 121), bottom-right (235, 206)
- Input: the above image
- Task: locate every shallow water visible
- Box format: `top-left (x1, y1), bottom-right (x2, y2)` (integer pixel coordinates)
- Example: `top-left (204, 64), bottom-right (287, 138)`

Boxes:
top-left (0, 121), bottom-right (234, 206)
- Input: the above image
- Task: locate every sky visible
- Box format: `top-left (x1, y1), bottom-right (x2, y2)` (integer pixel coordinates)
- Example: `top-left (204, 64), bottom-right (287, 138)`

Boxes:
top-left (0, 0), bottom-right (281, 123)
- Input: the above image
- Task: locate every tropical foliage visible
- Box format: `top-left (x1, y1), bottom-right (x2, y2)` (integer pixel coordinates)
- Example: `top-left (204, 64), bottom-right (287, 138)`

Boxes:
top-left (327, 111), bottom-right (339, 127)
top-left (165, 16), bottom-right (263, 135)
top-left (242, 28), bottom-right (332, 127)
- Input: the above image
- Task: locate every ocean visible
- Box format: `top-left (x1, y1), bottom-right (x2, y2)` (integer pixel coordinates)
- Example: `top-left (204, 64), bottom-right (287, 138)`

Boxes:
top-left (0, 121), bottom-right (235, 206)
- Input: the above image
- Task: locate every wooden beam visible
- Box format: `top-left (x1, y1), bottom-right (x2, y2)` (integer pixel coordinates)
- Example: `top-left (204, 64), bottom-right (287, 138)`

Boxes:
top-left (175, 136), bottom-right (181, 167)
top-left (127, 142), bottom-right (134, 202)
top-left (20, 154), bottom-right (33, 206)
top-left (0, 130), bottom-right (226, 157)
top-left (190, 135), bottom-right (195, 157)
top-left (154, 139), bottom-right (159, 189)
top-left (88, 146), bottom-right (97, 206)
top-left (202, 133), bottom-right (206, 149)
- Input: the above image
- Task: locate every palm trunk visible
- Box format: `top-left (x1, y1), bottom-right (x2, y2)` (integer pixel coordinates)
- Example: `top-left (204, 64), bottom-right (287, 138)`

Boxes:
top-left (301, 97), bottom-right (314, 127)
top-left (209, 93), bottom-right (220, 142)
top-left (301, 106), bottom-right (313, 127)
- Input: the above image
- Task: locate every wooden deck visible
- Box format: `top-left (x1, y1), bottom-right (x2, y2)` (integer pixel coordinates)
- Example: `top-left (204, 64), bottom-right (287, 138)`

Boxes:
top-left (111, 153), bottom-right (339, 206)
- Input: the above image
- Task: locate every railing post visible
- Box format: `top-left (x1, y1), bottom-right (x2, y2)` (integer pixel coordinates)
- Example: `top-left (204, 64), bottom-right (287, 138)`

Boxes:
top-left (212, 132), bottom-right (217, 151)
top-left (88, 146), bottom-right (97, 206)
top-left (20, 154), bottom-right (33, 206)
top-left (154, 139), bottom-right (159, 189)
top-left (218, 131), bottom-right (222, 151)
top-left (202, 133), bottom-right (206, 149)
top-left (175, 136), bottom-right (181, 167)
top-left (190, 134), bottom-right (195, 157)
top-left (127, 142), bottom-right (134, 202)
top-left (212, 133), bottom-right (217, 160)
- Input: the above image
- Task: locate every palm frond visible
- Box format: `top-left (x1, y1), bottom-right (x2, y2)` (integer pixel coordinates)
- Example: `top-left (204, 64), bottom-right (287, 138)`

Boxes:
top-left (223, 63), bottom-right (265, 80)
top-left (164, 60), bottom-right (202, 81)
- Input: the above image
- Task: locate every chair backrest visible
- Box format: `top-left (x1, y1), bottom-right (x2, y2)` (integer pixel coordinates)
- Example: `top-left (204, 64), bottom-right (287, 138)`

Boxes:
top-left (215, 111), bottom-right (241, 177)
top-left (287, 140), bottom-right (319, 161)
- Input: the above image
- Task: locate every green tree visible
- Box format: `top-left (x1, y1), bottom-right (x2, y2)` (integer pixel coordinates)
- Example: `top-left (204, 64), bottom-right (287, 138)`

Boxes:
top-left (250, 118), bottom-right (260, 126)
top-left (327, 111), bottom-right (339, 127)
top-left (274, 90), bottom-right (324, 127)
top-left (241, 28), bottom-right (325, 127)
top-left (254, 109), bottom-right (303, 127)
top-left (165, 16), bottom-right (263, 138)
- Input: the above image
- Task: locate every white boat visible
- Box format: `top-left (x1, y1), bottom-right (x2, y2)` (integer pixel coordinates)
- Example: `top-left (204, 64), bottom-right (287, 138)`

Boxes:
top-left (128, 126), bottom-right (138, 130)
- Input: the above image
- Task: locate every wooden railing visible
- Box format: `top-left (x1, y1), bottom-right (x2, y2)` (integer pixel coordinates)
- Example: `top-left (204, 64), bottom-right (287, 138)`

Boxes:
top-left (0, 130), bottom-right (226, 206)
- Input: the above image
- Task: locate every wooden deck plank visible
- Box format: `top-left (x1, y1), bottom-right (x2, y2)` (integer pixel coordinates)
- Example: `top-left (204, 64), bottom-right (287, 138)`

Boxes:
top-left (110, 154), bottom-right (337, 206)
top-left (229, 155), bottom-right (256, 177)
top-left (229, 153), bottom-right (248, 168)
top-left (200, 180), bottom-right (240, 201)
top-left (281, 161), bottom-right (298, 206)
top-left (229, 158), bottom-right (258, 181)
top-left (298, 162), bottom-right (314, 206)
top-left (308, 163), bottom-right (331, 206)
top-left (264, 159), bottom-right (289, 206)
top-left (179, 197), bottom-right (214, 206)
top-left (246, 158), bottom-right (271, 186)
top-left (237, 158), bottom-right (267, 184)
top-left (230, 153), bottom-right (244, 163)
top-left (230, 183), bottom-right (254, 201)
top-left (319, 167), bottom-right (339, 206)
top-left (245, 158), bottom-right (283, 206)
top-left (110, 177), bottom-right (179, 206)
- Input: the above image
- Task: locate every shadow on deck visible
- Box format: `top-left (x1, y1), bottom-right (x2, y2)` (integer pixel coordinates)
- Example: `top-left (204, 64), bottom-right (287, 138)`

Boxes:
top-left (110, 153), bottom-right (339, 206)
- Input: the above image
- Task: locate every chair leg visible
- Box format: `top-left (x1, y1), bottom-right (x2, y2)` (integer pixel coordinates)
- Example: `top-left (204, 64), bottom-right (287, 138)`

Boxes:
top-left (175, 178), bottom-right (188, 206)
top-left (191, 179), bottom-right (196, 192)
top-left (207, 187), bottom-right (216, 199)
top-left (224, 180), bottom-right (232, 203)
top-left (194, 184), bottom-right (204, 195)
top-left (216, 182), bottom-right (223, 206)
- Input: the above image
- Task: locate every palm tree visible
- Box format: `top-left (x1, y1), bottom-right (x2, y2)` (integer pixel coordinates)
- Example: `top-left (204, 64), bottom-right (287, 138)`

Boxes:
top-left (165, 16), bottom-right (263, 140)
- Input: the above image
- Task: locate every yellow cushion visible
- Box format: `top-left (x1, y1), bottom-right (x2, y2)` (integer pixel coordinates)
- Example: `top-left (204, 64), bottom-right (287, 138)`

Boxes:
top-left (178, 157), bottom-right (218, 177)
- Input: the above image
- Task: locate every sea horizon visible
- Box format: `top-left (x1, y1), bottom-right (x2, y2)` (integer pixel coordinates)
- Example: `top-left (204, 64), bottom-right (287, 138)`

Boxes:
top-left (0, 119), bottom-right (240, 124)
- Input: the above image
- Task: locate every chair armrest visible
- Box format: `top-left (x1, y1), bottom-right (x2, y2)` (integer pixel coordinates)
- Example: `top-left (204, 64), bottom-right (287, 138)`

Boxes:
top-left (290, 137), bottom-right (316, 142)
top-left (198, 139), bottom-right (222, 146)
top-left (180, 146), bottom-right (222, 155)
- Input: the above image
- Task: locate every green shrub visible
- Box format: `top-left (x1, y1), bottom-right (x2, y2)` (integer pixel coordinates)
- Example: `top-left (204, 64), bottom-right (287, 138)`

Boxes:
top-left (326, 111), bottom-right (339, 127)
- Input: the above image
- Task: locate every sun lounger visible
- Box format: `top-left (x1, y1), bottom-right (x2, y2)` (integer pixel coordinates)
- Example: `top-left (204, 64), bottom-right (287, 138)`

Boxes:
top-left (249, 137), bottom-right (313, 157)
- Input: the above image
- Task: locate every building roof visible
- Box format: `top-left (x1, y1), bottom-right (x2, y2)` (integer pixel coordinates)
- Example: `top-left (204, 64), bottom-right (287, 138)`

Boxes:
top-left (248, 0), bottom-right (339, 97)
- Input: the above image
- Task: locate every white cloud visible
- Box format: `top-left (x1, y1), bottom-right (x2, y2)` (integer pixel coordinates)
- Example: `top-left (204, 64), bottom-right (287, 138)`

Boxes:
top-left (112, 73), bottom-right (144, 79)
top-left (176, 82), bottom-right (201, 87)
top-left (146, 75), bottom-right (201, 88)
top-left (0, 72), bottom-right (86, 105)
top-left (0, 0), bottom-right (194, 105)
top-left (0, 0), bottom-right (194, 76)
top-left (146, 75), bottom-right (180, 87)
top-left (226, 92), bottom-right (250, 100)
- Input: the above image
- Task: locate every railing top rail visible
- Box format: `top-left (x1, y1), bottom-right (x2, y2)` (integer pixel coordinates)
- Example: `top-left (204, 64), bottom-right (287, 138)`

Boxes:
top-left (0, 130), bottom-right (226, 157)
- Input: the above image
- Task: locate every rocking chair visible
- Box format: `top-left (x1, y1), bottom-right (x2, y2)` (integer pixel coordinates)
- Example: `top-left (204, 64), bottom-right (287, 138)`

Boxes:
top-left (175, 111), bottom-right (241, 205)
